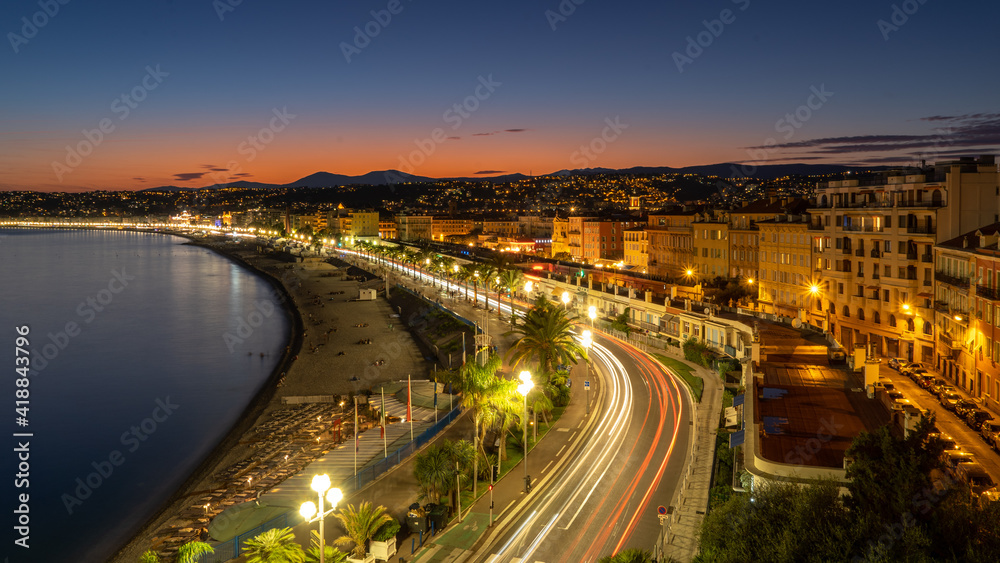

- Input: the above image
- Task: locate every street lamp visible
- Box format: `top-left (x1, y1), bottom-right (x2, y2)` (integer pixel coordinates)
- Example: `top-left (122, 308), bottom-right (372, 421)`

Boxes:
top-left (561, 291), bottom-right (570, 312)
top-left (299, 475), bottom-right (343, 563)
top-left (517, 371), bottom-right (534, 493)
top-left (588, 305), bottom-right (597, 327)
top-left (581, 331), bottom-right (592, 414)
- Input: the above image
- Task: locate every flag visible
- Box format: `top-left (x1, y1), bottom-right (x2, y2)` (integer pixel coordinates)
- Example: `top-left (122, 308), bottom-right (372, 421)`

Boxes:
top-left (407, 374), bottom-right (412, 422)
top-left (433, 372), bottom-right (438, 411)
top-left (380, 388), bottom-right (386, 438)
top-left (356, 433), bottom-right (360, 452)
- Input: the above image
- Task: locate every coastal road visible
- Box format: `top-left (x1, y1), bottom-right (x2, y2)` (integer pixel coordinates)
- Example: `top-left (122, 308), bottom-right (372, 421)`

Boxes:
top-left (469, 333), bottom-right (691, 563)
top-left (340, 250), bottom-right (694, 561)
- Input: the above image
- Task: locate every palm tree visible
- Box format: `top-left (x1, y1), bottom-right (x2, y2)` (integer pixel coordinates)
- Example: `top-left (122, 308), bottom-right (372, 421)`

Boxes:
top-left (458, 353), bottom-right (519, 495)
top-left (459, 264), bottom-right (480, 304)
top-left (414, 443), bottom-right (453, 504)
top-left (498, 269), bottom-right (524, 325)
top-left (242, 527), bottom-right (306, 563)
top-left (139, 551), bottom-right (160, 563)
top-left (506, 301), bottom-right (587, 385)
top-left (597, 548), bottom-right (655, 563)
top-left (176, 541), bottom-right (214, 563)
top-left (439, 256), bottom-right (456, 292)
top-left (305, 530), bottom-right (348, 563)
top-left (478, 265), bottom-right (498, 312)
top-left (334, 502), bottom-right (393, 559)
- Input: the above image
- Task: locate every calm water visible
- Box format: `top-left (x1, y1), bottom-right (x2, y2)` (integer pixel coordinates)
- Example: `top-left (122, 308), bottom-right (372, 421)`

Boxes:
top-left (0, 229), bottom-right (290, 562)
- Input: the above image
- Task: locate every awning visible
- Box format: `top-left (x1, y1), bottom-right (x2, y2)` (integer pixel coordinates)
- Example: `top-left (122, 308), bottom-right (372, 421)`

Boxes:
top-left (917, 292), bottom-right (933, 298)
top-left (724, 407), bottom-right (739, 427)
top-left (733, 394), bottom-right (745, 407)
top-left (729, 429), bottom-right (745, 448)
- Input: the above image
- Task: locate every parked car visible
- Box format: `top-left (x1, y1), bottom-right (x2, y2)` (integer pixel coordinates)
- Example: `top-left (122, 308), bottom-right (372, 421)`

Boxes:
top-left (959, 462), bottom-right (997, 499)
top-left (916, 374), bottom-right (936, 389)
top-left (966, 409), bottom-right (995, 431)
top-left (901, 362), bottom-right (932, 376)
top-left (941, 391), bottom-right (962, 411)
top-left (907, 368), bottom-right (931, 382)
top-left (935, 385), bottom-right (957, 401)
top-left (980, 422), bottom-right (1000, 450)
top-left (955, 399), bottom-right (979, 418)
top-left (888, 357), bottom-right (905, 371)
top-left (929, 379), bottom-right (949, 395)
top-left (942, 450), bottom-right (977, 479)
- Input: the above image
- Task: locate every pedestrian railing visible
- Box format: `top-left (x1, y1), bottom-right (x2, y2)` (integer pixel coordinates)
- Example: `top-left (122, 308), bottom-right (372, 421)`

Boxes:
top-left (197, 406), bottom-right (463, 562)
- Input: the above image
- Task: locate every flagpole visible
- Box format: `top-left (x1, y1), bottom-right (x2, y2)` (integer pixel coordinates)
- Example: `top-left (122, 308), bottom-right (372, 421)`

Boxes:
top-left (353, 395), bottom-right (358, 480)
top-left (408, 373), bottom-right (414, 442)
top-left (381, 386), bottom-right (387, 458)
top-left (434, 367), bottom-right (438, 424)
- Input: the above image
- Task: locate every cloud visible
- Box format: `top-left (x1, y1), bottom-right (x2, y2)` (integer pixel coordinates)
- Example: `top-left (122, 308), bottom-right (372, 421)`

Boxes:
top-left (210, 167), bottom-right (228, 172)
top-left (474, 170), bottom-right (506, 175)
top-left (200, 164), bottom-right (217, 169)
top-left (132, 177), bottom-right (146, 182)
top-left (173, 172), bottom-right (207, 182)
top-left (234, 173), bottom-right (252, 177)
top-left (504, 128), bottom-right (528, 133)
top-left (471, 129), bottom-right (529, 137)
top-left (473, 132), bottom-right (495, 136)
top-left (447, 136), bottom-right (461, 140)
top-left (745, 113), bottom-right (1000, 160)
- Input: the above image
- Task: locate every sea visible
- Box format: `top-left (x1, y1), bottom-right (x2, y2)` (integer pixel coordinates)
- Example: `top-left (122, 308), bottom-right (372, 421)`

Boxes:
top-left (0, 229), bottom-right (290, 562)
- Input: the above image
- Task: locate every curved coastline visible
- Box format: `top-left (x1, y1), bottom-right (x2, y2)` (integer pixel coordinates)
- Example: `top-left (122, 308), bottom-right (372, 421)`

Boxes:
top-left (108, 232), bottom-right (305, 562)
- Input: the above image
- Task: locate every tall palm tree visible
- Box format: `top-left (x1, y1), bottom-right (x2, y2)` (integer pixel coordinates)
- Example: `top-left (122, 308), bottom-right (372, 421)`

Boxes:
top-left (498, 269), bottom-right (524, 325)
top-left (453, 265), bottom-right (472, 301)
top-left (177, 541), bottom-right (214, 563)
top-left (458, 353), bottom-right (519, 496)
top-left (334, 502), bottom-right (393, 559)
top-left (506, 301), bottom-right (587, 385)
top-left (459, 264), bottom-right (480, 304)
top-left (242, 527), bottom-right (306, 563)
top-left (439, 256), bottom-right (456, 292)
top-left (478, 265), bottom-right (498, 312)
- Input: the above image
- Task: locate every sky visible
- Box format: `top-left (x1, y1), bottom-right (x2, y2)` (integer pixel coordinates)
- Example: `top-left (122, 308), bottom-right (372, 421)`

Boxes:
top-left (2, 0), bottom-right (999, 192)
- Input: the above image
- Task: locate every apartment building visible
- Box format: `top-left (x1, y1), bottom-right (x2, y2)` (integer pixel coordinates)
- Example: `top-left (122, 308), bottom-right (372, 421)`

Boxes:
top-left (756, 214), bottom-right (817, 324)
top-left (550, 216), bottom-right (569, 258)
top-left (646, 207), bottom-right (698, 278)
top-left (623, 226), bottom-right (648, 271)
top-left (379, 218), bottom-right (397, 240)
top-left (432, 217), bottom-right (474, 241)
top-left (396, 214), bottom-right (434, 242)
top-left (728, 198), bottom-right (808, 280)
top-left (691, 213), bottom-right (730, 280)
top-left (809, 156), bottom-right (1000, 363)
top-left (349, 210), bottom-right (380, 238)
top-left (567, 215), bottom-right (594, 262)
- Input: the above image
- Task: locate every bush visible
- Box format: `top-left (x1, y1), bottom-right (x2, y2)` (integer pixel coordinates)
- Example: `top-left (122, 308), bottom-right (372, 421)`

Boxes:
top-left (373, 518), bottom-right (401, 542)
top-left (683, 338), bottom-right (714, 367)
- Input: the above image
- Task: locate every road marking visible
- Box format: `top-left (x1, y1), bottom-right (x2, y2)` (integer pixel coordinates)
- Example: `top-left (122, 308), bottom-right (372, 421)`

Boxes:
top-left (542, 460), bottom-right (554, 474)
top-left (556, 427), bottom-right (570, 432)
top-left (504, 500), bottom-right (516, 514)
top-left (556, 445), bottom-right (566, 457)
top-left (569, 431), bottom-right (577, 442)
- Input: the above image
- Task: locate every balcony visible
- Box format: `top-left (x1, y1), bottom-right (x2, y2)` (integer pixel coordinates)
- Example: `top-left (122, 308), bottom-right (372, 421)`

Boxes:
top-left (872, 272), bottom-right (880, 280)
top-left (870, 249), bottom-right (881, 258)
top-left (842, 247), bottom-right (853, 255)
top-left (857, 270), bottom-right (865, 277)
top-left (808, 223), bottom-right (826, 231)
top-left (907, 225), bottom-right (936, 235)
top-left (977, 285), bottom-right (1000, 300)
top-left (935, 271), bottom-right (970, 289)
top-left (920, 254), bottom-right (933, 263)
top-left (906, 252), bottom-right (918, 261)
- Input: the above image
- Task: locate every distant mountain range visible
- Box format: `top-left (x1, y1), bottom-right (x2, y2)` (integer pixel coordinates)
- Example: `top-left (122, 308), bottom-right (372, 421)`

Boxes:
top-left (140, 163), bottom-right (880, 192)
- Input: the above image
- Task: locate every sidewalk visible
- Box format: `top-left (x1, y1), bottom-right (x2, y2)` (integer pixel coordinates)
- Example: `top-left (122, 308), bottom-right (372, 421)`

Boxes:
top-left (657, 364), bottom-right (723, 563)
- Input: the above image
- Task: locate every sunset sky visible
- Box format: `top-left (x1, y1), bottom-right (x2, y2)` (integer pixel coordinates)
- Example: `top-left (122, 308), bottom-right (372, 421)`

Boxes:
top-left (2, 0), bottom-right (999, 192)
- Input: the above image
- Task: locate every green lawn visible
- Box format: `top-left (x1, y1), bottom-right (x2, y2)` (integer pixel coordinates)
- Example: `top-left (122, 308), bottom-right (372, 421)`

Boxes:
top-left (652, 354), bottom-right (704, 402)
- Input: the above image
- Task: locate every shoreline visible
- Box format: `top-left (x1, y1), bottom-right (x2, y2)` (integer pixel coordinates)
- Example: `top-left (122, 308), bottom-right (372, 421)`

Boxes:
top-left (108, 233), bottom-right (305, 562)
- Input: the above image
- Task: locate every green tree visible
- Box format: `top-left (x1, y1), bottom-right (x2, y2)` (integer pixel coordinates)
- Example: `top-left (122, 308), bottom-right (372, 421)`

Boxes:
top-left (138, 551), bottom-right (160, 563)
top-left (610, 307), bottom-right (631, 335)
top-left (305, 530), bottom-right (348, 563)
top-left (334, 502), bottom-right (393, 559)
top-left (457, 353), bottom-right (519, 496)
top-left (176, 541), bottom-right (214, 563)
top-left (242, 527), bottom-right (306, 563)
top-left (506, 301), bottom-right (586, 385)
top-left (498, 268), bottom-right (524, 326)
top-left (414, 442), bottom-right (453, 504)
